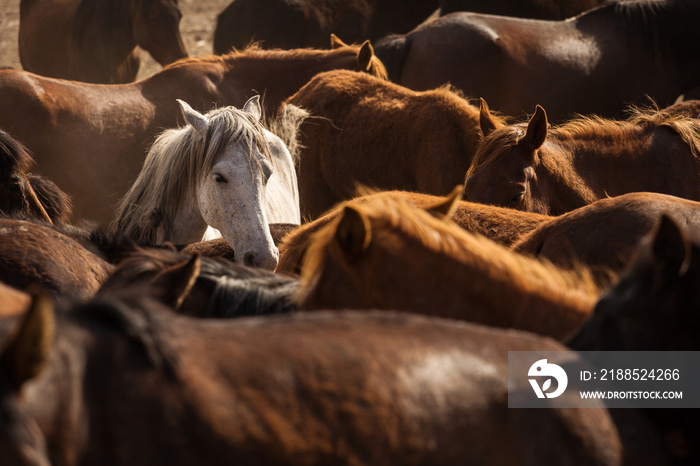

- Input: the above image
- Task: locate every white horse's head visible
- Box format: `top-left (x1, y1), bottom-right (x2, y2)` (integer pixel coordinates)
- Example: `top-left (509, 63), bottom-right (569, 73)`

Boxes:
top-left (178, 97), bottom-right (283, 269)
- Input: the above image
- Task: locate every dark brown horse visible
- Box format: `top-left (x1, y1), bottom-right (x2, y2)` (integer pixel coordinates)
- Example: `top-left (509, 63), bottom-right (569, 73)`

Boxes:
top-left (213, 0), bottom-right (438, 53)
top-left (285, 69), bottom-right (505, 219)
top-left (513, 192), bottom-right (700, 286)
top-left (0, 43), bottom-right (386, 224)
top-left (464, 102), bottom-right (700, 215)
top-left (0, 218), bottom-right (113, 305)
top-left (99, 248), bottom-right (299, 318)
top-left (568, 216), bottom-right (700, 464)
top-left (298, 189), bottom-right (599, 340)
top-left (0, 290), bottom-right (670, 465)
top-left (0, 129), bottom-right (71, 225)
top-left (375, 0), bottom-right (700, 121)
top-left (440, 0), bottom-right (606, 19)
top-left (19, 0), bottom-right (188, 84)
top-left (276, 188), bottom-right (549, 275)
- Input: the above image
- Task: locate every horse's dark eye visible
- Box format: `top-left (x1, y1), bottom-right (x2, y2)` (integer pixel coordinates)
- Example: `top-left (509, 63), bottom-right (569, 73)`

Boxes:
top-left (509, 191), bottom-right (525, 204)
top-left (214, 173), bottom-right (228, 184)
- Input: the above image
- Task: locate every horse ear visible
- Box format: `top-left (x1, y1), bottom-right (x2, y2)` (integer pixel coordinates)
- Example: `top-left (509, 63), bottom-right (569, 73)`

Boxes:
top-left (177, 99), bottom-right (208, 133)
top-left (335, 206), bottom-right (371, 259)
top-left (0, 291), bottom-right (55, 392)
top-left (151, 254), bottom-right (202, 311)
top-left (357, 40), bottom-right (375, 71)
top-left (651, 215), bottom-right (690, 276)
top-left (427, 185), bottom-right (463, 220)
top-left (243, 95), bottom-right (263, 121)
top-left (524, 105), bottom-right (548, 151)
top-left (479, 98), bottom-right (499, 138)
top-left (330, 34), bottom-right (347, 49)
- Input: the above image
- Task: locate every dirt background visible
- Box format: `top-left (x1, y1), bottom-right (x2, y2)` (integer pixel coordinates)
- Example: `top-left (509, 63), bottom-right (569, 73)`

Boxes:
top-left (0, 0), bottom-right (232, 80)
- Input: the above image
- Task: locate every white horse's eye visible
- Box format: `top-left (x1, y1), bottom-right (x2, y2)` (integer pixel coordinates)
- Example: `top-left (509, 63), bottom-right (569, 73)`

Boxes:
top-left (214, 173), bottom-right (228, 184)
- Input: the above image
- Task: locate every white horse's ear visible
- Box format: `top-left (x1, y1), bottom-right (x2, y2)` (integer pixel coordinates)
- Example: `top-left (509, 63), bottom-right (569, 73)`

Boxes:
top-left (177, 99), bottom-right (208, 133)
top-left (243, 96), bottom-right (262, 121)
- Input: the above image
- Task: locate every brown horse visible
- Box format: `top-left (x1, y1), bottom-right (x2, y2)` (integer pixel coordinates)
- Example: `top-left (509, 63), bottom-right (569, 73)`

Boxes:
top-left (19, 0), bottom-right (187, 84)
top-left (0, 129), bottom-right (72, 225)
top-left (276, 188), bottom-right (549, 275)
top-left (298, 189), bottom-right (600, 340)
top-left (0, 43), bottom-right (386, 224)
top-left (0, 290), bottom-right (670, 465)
top-left (375, 0), bottom-right (700, 121)
top-left (464, 102), bottom-right (700, 215)
top-left (568, 216), bottom-right (700, 464)
top-left (285, 69), bottom-right (505, 219)
top-left (513, 192), bottom-right (700, 286)
top-left (213, 0), bottom-right (438, 53)
top-left (0, 218), bottom-right (113, 305)
top-left (99, 248), bottom-right (299, 318)
top-left (440, 0), bottom-right (606, 19)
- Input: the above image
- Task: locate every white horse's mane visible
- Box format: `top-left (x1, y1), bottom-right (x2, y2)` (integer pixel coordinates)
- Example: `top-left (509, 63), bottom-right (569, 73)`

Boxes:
top-left (112, 103), bottom-right (280, 243)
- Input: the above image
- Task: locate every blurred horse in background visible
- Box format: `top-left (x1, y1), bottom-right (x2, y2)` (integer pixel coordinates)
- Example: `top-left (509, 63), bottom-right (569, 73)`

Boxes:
top-left (19, 0), bottom-right (188, 83)
top-left (440, 0), bottom-right (606, 19)
top-left (376, 0), bottom-right (700, 121)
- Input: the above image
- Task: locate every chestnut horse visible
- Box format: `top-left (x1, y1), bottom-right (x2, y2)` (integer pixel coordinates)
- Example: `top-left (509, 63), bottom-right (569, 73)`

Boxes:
top-left (375, 0), bottom-right (700, 121)
top-left (513, 192), bottom-right (700, 286)
top-left (214, 0), bottom-right (438, 53)
top-left (285, 69), bottom-right (505, 219)
top-left (0, 42), bottom-right (386, 224)
top-left (99, 248), bottom-right (299, 318)
top-left (0, 218), bottom-right (113, 305)
top-left (276, 188), bottom-right (549, 275)
top-left (0, 290), bottom-right (670, 465)
top-left (464, 102), bottom-right (700, 215)
top-left (568, 216), bottom-right (700, 464)
top-left (19, 0), bottom-right (187, 84)
top-left (440, 0), bottom-right (606, 19)
top-left (0, 130), bottom-right (71, 225)
top-left (298, 189), bottom-right (600, 340)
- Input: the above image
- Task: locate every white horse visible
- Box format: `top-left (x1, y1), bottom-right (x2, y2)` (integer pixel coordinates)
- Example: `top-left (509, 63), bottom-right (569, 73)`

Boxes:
top-left (112, 96), bottom-right (304, 270)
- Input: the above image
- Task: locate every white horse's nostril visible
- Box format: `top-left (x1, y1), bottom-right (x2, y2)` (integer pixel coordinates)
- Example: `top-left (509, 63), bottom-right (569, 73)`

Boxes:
top-left (243, 252), bottom-right (257, 267)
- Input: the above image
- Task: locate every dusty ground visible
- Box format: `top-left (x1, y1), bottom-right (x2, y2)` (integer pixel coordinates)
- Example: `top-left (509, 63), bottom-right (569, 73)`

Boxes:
top-left (0, 0), bottom-right (231, 80)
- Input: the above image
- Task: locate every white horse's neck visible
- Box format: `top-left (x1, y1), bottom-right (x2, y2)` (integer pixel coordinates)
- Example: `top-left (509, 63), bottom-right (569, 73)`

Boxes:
top-left (166, 194), bottom-right (210, 245)
top-left (265, 131), bottom-right (301, 224)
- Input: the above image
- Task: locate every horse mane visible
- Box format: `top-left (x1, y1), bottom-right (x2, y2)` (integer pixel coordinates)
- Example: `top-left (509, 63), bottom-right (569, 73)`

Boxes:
top-left (163, 42), bottom-right (388, 80)
top-left (581, 0), bottom-right (700, 62)
top-left (301, 195), bottom-right (600, 301)
top-left (112, 104), bottom-right (274, 243)
top-left (102, 248), bottom-right (299, 318)
top-left (466, 108), bottom-right (700, 178)
top-left (0, 129), bottom-right (33, 188)
top-left (25, 174), bottom-right (73, 224)
top-left (267, 103), bottom-right (309, 163)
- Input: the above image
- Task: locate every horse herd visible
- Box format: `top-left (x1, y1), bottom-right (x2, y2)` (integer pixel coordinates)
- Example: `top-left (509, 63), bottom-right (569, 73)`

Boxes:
top-left (2, 0), bottom-right (700, 464)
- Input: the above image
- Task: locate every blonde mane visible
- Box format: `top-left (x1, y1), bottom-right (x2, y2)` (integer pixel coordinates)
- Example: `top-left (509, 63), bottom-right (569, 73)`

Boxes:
top-left (164, 43), bottom-right (388, 80)
top-left (112, 105), bottom-right (273, 243)
top-left (466, 108), bottom-right (700, 179)
top-left (301, 195), bottom-right (601, 304)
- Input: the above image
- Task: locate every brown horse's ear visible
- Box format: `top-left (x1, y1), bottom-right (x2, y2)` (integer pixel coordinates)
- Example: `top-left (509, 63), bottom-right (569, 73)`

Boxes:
top-left (524, 105), bottom-right (548, 151)
top-left (357, 40), bottom-right (374, 71)
top-left (651, 215), bottom-right (690, 276)
top-left (335, 206), bottom-right (371, 259)
top-left (152, 254), bottom-right (202, 311)
top-left (330, 34), bottom-right (347, 49)
top-left (479, 98), bottom-right (499, 138)
top-left (427, 185), bottom-right (463, 220)
top-left (0, 291), bottom-right (55, 392)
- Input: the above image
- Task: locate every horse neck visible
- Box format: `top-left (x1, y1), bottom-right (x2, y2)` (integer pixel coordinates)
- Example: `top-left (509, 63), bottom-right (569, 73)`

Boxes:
top-left (455, 202), bottom-right (550, 246)
top-left (221, 51), bottom-right (363, 112)
top-left (384, 227), bottom-right (598, 339)
top-left (167, 192), bottom-right (209, 245)
top-left (265, 146), bottom-right (300, 224)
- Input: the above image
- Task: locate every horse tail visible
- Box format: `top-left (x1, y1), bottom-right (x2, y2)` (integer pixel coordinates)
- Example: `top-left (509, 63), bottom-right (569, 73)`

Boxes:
top-left (373, 34), bottom-right (410, 83)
